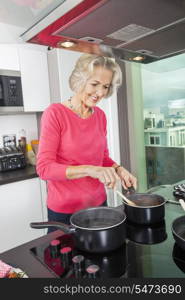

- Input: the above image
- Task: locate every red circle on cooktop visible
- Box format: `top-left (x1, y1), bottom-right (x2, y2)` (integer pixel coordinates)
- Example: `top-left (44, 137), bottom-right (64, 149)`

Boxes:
top-left (60, 247), bottom-right (72, 254)
top-left (50, 239), bottom-right (60, 246)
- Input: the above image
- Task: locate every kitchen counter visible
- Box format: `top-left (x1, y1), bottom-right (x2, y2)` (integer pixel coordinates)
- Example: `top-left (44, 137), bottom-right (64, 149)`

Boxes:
top-left (0, 231), bottom-right (60, 278)
top-left (0, 184), bottom-right (185, 278)
top-left (0, 165), bottom-right (38, 185)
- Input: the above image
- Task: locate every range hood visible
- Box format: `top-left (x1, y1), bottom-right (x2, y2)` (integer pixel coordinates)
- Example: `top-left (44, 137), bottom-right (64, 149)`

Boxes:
top-left (21, 0), bottom-right (185, 64)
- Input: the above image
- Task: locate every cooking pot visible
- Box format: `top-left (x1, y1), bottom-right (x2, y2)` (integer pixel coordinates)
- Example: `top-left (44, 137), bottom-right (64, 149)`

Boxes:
top-left (30, 206), bottom-right (126, 253)
top-left (172, 215), bottom-right (185, 251)
top-left (172, 243), bottom-right (185, 274)
top-left (123, 193), bottom-right (166, 225)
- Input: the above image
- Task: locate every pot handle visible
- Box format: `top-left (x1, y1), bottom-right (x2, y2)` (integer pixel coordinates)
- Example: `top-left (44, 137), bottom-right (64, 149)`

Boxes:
top-left (30, 221), bottom-right (76, 234)
top-left (146, 185), bottom-right (171, 194)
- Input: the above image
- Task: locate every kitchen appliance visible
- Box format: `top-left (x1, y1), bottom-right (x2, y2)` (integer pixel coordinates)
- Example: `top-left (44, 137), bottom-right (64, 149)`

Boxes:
top-left (125, 193), bottom-right (166, 224)
top-left (29, 198), bottom-right (185, 278)
top-left (30, 234), bottom-right (127, 278)
top-left (0, 146), bottom-right (26, 172)
top-left (172, 216), bottom-right (185, 251)
top-left (173, 243), bottom-right (185, 274)
top-left (0, 71), bottom-right (24, 113)
top-left (21, 0), bottom-right (185, 63)
top-left (1, 183), bottom-right (185, 278)
top-left (31, 206), bottom-right (127, 253)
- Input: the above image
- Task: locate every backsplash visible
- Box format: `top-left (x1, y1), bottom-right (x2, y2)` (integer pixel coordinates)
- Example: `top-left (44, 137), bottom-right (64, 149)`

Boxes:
top-left (0, 113), bottom-right (38, 148)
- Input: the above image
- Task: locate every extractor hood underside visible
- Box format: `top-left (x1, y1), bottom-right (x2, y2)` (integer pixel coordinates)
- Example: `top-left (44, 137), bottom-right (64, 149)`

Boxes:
top-left (21, 0), bottom-right (185, 64)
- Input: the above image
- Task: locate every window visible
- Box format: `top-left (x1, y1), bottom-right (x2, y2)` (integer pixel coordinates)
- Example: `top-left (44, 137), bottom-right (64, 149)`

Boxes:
top-left (149, 135), bottom-right (160, 145)
top-left (179, 131), bottom-right (185, 145)
top-left (170, 135), bottom-right (175, 146)
top-left (141, 53), bottom-right (185, 188)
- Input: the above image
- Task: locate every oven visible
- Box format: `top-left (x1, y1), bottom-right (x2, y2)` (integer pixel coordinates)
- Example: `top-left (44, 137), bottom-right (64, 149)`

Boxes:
top-left (0, 71), bottom-right (24, 113)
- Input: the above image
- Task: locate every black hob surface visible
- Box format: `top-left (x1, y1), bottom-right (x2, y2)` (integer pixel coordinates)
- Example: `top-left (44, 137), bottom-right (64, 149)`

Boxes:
top-left (30, 202), bottom-right (185, 278)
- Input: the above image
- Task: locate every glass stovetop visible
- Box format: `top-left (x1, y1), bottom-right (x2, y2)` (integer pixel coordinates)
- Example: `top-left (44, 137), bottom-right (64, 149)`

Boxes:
top-left (30, 203), bottom-right (185, 278)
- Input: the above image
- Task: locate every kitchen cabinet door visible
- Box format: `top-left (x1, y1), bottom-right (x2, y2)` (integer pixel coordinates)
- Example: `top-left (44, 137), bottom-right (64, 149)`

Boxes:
top-left (0, 45), bottom-right (19, 71)
top-left (39, 179), bottom-right (48, 222)
top-left (18, 47), bottom-right (50, 112)
top-left (0, 178), bottom-right (45, 253)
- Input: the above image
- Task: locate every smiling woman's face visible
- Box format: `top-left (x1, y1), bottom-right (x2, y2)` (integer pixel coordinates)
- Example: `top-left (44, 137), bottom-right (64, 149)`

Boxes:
top-left (77, 66), bottom-right (113, 108)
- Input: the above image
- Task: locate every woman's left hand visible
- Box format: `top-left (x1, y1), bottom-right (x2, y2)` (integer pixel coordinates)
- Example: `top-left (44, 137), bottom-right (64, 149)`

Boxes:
top-left (116, 166), bottom-right (137, 190)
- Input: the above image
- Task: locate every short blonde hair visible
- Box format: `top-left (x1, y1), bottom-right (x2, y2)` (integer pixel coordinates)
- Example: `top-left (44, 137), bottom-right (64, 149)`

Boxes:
top-left (69, 54), bottom-right (122, 98)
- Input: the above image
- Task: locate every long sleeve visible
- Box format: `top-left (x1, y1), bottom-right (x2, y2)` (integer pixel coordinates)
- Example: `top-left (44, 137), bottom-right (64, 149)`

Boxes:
top-left (36, 105), bottom-right (68, 181)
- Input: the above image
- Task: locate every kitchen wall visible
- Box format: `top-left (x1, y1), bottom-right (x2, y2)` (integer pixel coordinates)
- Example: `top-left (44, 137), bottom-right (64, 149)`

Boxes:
top-left (0, 21), bottom-right (48, 149)
top-left (0, 113), bottom-right (38, 147)
top-left (0, 22), bottom-right (25, 43)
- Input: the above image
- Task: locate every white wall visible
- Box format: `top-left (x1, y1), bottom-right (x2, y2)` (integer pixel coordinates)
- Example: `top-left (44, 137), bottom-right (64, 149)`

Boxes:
top-left (57, 48), bottom-right (81, 100)
top-left (0, 22), bottom-right (48, 49)
top-left (0, 22), bottom-right (25, 44)
top-left (0, 113), bottom-right (38, 147)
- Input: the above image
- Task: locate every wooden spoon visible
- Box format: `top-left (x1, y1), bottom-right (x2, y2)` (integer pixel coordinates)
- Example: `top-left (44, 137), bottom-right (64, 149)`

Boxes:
top-left (179, 199), bottom-right (185, 211)
top-left (115, 190), bottom-right (137, 206)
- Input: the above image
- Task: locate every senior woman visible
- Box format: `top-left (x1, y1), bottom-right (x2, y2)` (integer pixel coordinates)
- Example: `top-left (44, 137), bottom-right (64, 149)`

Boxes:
top-left (37, 54), bottom-right (137, 230)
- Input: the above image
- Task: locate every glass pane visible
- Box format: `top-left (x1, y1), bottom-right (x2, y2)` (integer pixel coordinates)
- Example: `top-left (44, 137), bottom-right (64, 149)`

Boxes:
top-left (141, 53), bottom-right (185, 188)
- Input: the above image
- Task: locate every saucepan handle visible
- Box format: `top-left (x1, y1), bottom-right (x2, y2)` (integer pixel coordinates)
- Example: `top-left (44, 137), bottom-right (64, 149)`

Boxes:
top-left (30, 221), bottom-right (76, 234)
top-left (146, 185), bottom-right (171, 194)
top-left (122, 186), bottom-right (136, 195)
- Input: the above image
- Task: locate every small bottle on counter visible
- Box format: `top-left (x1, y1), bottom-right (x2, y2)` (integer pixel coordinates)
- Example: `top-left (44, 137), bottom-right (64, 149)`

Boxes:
top-left (26, 143), bottom-right (36, 166)
top-left (31, 140), bottom-right (39, 155)
top-left (18, 129), bottom-right (27, 155)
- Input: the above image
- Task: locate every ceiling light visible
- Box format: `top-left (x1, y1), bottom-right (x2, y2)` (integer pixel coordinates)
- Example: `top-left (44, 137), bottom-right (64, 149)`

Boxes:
top-left (131, 56), bottom-right (145, 61)
top-left (59, 40), bottom-right (76, 48)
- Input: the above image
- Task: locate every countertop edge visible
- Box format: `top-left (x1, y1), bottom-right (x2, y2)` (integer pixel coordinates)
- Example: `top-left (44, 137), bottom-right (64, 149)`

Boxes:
top-left (0, 165), bottom-right (38, 185)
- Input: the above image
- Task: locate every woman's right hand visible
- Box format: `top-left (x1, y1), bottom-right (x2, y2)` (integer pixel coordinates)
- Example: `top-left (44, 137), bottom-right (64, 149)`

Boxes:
top-left (87, 166), bottom-right (120, 189)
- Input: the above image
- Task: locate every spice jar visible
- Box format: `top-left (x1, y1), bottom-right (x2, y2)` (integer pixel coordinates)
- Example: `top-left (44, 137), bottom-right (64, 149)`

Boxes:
top-left (18, 129), bottom-right (27, 155)
top-left (26, 144), bottom-right (36, 166)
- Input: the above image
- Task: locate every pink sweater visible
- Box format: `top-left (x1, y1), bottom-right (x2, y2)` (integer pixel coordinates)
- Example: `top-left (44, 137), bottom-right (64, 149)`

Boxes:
top-left (37, 103), bottom-right (115, 213)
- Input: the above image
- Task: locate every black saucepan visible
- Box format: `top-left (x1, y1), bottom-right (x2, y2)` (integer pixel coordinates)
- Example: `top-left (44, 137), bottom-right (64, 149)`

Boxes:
top-left (30, 206), bottom-right (126, 253)
top-left (172, 215), bottom-right (185, 251)
top-left (123, 193), bottom-right (166, 225)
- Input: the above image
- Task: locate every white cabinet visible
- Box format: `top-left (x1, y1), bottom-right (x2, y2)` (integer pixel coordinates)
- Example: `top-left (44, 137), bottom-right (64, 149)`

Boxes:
top-left (0, 45), bottom-right (19, 71)
top-left (39, 179), bottom-right (48, 222)
top-left (0, 44), bottom-right (51, 112)
top-left (18, 47), bottom-right (50, 112)
top-left (0, 178), bottom-right (45, 253)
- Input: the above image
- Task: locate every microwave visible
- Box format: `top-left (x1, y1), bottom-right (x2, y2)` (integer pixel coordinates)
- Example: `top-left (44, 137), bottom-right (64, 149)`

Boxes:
top-left (0, 70), bottom-right (24, 113)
